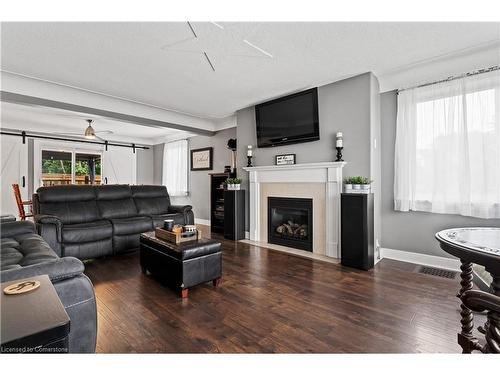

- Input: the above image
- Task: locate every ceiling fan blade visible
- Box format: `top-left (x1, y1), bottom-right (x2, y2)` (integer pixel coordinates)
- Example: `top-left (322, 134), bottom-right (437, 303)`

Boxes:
top-left (243, 39), bottom-right (273, 58)
top-left (54, 132), bottom-right (82, 136)
top-left (203, 52), bottom-right (216, 71)
top-left (187, 21), bottom-right (197, 38)
top-left (95, 134), bottom-right (108, 142)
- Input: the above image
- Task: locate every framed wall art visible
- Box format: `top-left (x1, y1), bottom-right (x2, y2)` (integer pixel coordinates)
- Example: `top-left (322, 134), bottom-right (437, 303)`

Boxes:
top-left (190, 147), bottom-right (213, 171)
top-left (275, 154), bottom-right (296, 165)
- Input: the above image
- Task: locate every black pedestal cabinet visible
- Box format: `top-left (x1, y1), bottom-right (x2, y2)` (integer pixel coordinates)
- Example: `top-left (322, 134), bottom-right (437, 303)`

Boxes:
top-left (224, 190), bottom-right (245, 240)
top-left (210, 173), bottom-right (230, 233)
top-left (341, 193), bottom-right (374, 270)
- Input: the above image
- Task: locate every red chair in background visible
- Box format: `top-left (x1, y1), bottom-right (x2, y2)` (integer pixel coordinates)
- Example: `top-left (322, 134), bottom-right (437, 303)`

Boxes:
top-left (12, 183), bottom-right (33, 220)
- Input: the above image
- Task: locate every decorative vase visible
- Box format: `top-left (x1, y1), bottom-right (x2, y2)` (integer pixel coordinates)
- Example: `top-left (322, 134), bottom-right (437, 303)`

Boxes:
top-left (353, 184), bottom-right (361, 190)
top-left (362, 184), bottom-right (371, 191)
top-left (235, 184), bottom-right (241, 190)
top-left (344, 184), bottom-right (353, 191)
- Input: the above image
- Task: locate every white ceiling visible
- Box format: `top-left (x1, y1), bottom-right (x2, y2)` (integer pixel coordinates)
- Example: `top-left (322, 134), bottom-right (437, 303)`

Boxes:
top-left (0, 102), bottom-right (190, 145)
top-left (1, 22), bottom-right (500, 119)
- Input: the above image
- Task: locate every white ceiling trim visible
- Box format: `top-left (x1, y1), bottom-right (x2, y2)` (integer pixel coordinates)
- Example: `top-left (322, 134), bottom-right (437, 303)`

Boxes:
top-left (0, 71), bottom-right (224, 131)
top-left (1, 69), bottom-right (219, 121)
top-left (378, 39), bottom-right (500, 92)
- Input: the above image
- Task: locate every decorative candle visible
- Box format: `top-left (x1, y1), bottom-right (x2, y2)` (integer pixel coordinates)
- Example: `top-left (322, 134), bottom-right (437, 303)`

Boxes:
top-left (247, 145), bottom-right (253, 157)
top-left (336, 132), bottom-right (343, 148)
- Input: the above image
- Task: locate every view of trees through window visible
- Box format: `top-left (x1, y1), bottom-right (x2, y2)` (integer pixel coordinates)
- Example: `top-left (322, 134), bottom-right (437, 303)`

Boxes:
top-left (41, 150), bottom-right (102, 186)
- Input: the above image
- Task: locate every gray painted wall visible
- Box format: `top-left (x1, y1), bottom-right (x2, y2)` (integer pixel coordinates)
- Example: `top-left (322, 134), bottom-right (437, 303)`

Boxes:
top-left (237, 73), bottom-right (373, 176)
top-left (380, 91), bottom-right (500, 258)
top-left (237, 72), bottom-right (380, 232)
top-left (153, 127), bottom-right (237, 221)
top-left (153, 143), bottom-right (164, 185)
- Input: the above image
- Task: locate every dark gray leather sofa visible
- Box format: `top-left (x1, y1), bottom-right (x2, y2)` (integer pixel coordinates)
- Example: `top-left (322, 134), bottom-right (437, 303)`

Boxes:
top-left (33, 184), bottom-right (194, 260)
top-left (0, 220), bottom-right (97, 353)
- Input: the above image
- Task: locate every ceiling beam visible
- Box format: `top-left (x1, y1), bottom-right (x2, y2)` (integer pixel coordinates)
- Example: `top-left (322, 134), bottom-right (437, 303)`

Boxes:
top-left (0, 91), bottom-right (216, 137)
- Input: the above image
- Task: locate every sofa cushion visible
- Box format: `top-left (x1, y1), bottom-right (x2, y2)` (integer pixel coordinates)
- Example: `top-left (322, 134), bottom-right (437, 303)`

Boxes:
top-left (1, 232), bottom-right (59, 271)
top-left (95, 185), bottom-right (138, 219)
top-left (63, 239), bottom-right (113, 260)
top-left (37, 185), bottom-right (99, 224)
top-left (62, 220), bottom-right (113, 243)
top-left (110, 216), bottom-right (153, 236)
top-left (131, 185), bottom-right (171, 215)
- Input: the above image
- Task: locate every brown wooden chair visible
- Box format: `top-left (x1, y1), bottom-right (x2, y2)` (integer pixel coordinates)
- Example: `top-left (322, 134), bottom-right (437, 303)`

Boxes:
top-left (12, 183), bottom-right (33, 220)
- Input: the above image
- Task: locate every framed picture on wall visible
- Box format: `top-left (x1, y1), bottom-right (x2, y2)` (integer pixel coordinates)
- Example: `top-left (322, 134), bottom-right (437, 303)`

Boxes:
top-left (275, 154), bottom-right (296, 165)
top-left (190, 147), bottom-right (213, 171)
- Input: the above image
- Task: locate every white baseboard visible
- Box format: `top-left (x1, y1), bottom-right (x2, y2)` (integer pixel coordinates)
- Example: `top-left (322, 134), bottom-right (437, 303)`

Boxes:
top-left (194, 218), bottom-right (210, 226)
top-left (380, 247), bottom-right (460, 272)
top-left (245, 231), bottom-right (250, 239)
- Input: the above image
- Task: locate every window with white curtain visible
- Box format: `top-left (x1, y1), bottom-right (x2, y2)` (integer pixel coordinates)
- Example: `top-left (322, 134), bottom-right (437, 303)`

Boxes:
top-left (162, 139), bottom-right (188, 197)
top-left (394, 69), bottom-right (500, 219)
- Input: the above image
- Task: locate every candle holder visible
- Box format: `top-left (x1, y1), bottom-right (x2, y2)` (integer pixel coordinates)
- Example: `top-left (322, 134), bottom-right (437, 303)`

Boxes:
top-left (247, 155), bottom-right (253, 167)
top-left (335, 147), bottom-right (344, 162)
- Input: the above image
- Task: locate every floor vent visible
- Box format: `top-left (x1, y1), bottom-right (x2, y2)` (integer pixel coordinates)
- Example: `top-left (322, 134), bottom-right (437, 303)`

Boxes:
top-left (416, 266), bottom-right (458, 279)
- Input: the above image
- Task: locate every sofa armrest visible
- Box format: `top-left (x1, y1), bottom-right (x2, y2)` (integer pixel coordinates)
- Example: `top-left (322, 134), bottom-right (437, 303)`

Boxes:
top-left (34, 214), bottom-right (63, 226)
top-left (0, 257), bottom-right (85, 284)
top-left (168, 205), bottom-right (193, 214)
top-left (0, 220), bottom-right (35, 238)
top-left (34, 214), bottom-right (63, 242)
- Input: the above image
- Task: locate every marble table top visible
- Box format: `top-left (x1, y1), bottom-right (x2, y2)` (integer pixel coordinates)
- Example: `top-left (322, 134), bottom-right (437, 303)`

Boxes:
top-left (436, 227), bottom-right (500, 257)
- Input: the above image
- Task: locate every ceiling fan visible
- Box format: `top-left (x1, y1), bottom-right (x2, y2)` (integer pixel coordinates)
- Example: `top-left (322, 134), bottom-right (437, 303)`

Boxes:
top-left (161, 22), bottom-right (273, 72)
top-left (55, 119), bottom-right (114, 141)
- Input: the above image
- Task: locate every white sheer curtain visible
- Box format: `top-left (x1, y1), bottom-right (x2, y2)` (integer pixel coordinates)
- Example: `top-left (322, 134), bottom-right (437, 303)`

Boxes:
top-left (162, 139), bottom-right (188, 197)
top-left (394, 69), bottom-right (500, 219)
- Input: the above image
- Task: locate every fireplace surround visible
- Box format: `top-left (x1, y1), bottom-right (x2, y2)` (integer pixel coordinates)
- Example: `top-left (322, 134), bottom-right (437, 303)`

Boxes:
top-left (268, 197), bottom-right (313, 251)
top-left (243, 162), bottom-right (345, 258)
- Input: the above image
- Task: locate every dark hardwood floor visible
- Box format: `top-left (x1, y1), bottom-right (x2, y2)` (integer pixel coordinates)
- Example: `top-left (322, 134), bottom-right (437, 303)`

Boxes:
top-left (84, 226), bottom-right (478, 353)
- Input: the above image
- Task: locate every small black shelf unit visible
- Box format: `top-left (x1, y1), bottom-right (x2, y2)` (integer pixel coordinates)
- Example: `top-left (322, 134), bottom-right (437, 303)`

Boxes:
top-left (341, 193), bottom-right (374, 270)
top-left (210, 172), bottom-right (230, 233)
top-left (224, 190), bottom-right (245, 240)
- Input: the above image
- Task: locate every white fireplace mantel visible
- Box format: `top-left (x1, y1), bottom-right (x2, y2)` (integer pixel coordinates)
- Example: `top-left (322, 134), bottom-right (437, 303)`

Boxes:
top-left (243, 162), bottom-right (346, 258)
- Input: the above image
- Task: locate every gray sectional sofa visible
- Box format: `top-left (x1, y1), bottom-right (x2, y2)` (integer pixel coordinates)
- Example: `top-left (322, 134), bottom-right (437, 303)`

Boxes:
top-left (0, 220), bottom-right (97, 353)
top-left (33, 184), bottom-right (194, 260)
top-left (1, 184), bottom-right (192, 353)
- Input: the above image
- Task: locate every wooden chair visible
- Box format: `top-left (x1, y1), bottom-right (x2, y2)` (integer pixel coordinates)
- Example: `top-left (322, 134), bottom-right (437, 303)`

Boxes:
top-left (12, 184), bottom-right (33, 220)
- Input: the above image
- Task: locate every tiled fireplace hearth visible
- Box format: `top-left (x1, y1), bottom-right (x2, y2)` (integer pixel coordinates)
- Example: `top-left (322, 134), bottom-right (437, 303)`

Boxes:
top-left (243, 162), bottom-right (346, 258)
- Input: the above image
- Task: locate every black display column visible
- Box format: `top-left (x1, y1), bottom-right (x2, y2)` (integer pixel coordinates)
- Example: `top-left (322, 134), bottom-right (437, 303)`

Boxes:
top-left (341, 193), bottom-right (374, 270)
top-left (224, 190), bottom-right (245, 240)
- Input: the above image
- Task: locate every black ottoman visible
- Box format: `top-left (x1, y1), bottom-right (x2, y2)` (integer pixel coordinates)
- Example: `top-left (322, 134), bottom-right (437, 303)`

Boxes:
top-left (139, 232), bottom-right (222, 298)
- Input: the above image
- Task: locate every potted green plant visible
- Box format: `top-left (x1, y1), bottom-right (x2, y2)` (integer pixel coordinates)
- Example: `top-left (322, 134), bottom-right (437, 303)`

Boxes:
top-left (361, 177), bottom-right (372, 191)
top-left (233, 178), bottom-right (242, 190)
top-left (226, 178), bottom-right (242, 190)
top-left (344, 177), bottom-right (353, 191)
top-left (352, 176), bottom-right (363, 190)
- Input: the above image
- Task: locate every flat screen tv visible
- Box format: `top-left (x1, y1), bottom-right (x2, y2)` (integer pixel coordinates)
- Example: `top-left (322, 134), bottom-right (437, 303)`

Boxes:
top-left (255, 87), bottom-right (319, 148)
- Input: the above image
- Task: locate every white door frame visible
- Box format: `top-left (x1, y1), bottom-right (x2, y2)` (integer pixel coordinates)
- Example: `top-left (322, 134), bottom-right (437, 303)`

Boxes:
top-left (33, 139), bottom-right (104, 190)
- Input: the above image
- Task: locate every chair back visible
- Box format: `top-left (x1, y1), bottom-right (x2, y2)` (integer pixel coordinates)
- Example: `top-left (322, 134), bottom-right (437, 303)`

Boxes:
top-left (12, 184), bottom-right (32, 220)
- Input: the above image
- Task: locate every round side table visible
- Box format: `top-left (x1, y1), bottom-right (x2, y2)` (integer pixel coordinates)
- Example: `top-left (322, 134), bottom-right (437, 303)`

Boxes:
top-left (436, 227), bottom-right (500, 353)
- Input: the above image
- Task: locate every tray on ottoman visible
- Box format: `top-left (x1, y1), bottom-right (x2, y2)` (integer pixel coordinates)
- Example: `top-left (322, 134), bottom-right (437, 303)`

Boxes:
top-left (154, 227), bottom-right (201, 245)
top-left (140, 231), bottom-right (222, 298)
